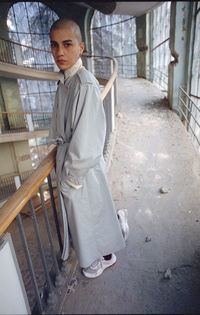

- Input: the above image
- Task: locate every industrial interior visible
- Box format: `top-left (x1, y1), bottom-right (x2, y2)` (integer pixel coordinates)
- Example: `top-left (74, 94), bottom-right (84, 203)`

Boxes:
top-left (0, 1), bottom-right (200, 314)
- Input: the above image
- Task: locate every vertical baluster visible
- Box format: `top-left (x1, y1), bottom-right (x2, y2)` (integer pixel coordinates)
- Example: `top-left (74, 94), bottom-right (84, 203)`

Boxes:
top-left (47, 174), bottom-right (63, 252)
top-left (16, 213), bottom-right (43, 313)
top-left (3, 40), bottom-right (6, 63)
top-left (38, 186), bottom-right (60, 276)
top-left (187, 99), bottom-right (192, 132)
top-left (28, 198), bottom-right (53, 294)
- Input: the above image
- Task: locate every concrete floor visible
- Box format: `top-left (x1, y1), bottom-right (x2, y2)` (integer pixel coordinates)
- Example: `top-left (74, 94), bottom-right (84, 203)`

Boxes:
top-left (58, 78), bottom-right (200, 314)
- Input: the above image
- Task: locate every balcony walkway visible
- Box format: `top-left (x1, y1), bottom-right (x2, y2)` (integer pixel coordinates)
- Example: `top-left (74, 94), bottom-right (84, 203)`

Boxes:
top-left (58, 78), bottom-right (200, 314)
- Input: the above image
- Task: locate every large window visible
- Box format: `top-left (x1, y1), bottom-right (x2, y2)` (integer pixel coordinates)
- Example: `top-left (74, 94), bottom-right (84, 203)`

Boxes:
top-left (90, 12), bottom-right (138, 78)
top-left (7, 2), bottom-right (58, 113)
top-left (7, 2), bottom-right (59, 167)
top-left (188, 2), bottom-right (200, 151)
top-left (148, 2), bottom-right (171, 92)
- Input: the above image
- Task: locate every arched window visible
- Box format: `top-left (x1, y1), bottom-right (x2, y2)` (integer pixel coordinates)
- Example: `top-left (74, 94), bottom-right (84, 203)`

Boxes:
top-left (90, 12), bottom-right (138, 78)
top-left (7, 2), bottom-right (58, 55)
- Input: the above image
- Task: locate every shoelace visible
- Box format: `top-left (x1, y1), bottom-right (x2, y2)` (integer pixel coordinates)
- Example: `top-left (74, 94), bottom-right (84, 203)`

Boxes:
top-left (90, 259), bottom-right (101, 269)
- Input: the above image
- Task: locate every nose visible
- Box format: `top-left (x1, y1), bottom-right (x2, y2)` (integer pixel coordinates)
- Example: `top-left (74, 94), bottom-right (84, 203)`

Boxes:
top-left (57, 44), bottom-right (64, 56)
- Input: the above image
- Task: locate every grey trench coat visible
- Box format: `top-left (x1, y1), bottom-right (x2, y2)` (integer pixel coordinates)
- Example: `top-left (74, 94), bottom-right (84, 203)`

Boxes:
top-left (49, 65), bottom-right (125, 268)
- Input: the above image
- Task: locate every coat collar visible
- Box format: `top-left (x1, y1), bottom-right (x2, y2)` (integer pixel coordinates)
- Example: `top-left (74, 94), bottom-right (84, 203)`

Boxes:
top-left (57, 58), bottom-right (82, 84)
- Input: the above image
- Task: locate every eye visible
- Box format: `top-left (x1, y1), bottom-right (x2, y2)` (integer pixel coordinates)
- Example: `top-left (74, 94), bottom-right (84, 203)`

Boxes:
top-left (50, 42), bottom-right (57, 48)
top-left (64, 42), bottom-right (72, 47)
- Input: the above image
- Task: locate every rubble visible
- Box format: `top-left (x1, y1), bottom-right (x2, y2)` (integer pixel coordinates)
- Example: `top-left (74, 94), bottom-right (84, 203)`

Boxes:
top-left (160, 186), bottom-right (169, 194)
top-left (116, 112), bottom-right (123, 118)
top-left (163, 268), bottom-right (172, 279)
top-left (145, 236), bottom-right (152, 242)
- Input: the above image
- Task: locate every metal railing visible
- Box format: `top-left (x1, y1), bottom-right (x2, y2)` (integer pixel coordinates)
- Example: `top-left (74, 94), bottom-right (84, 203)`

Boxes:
top-left (178, 87), bottom-right (200, 151)
top-left (0, 111), bottom-right (52, 134)
top-left (146, 66), bottom-right (169, 92)
top-left (0, 36), bottom-right (55, 71)
top-left (0, 147), bottom-right (62, 313)
top-left (0, 170), bottom-right (33, 202)
top-left (0, 54), bottom-right (118, 313)
top-left (90, 13), bottom-right (137, 78)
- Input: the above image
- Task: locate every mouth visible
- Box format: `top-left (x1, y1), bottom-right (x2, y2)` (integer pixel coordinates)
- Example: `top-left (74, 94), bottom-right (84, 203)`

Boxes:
top-left (57, 60), bottom-right (66, 64)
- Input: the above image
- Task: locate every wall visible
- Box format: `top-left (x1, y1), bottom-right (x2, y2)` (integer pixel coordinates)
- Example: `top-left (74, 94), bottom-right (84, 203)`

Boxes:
top-left (136, 14), bottom-right (147, 78)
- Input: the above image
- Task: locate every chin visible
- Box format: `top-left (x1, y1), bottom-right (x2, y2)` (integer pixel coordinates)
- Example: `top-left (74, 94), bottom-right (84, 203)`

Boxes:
top-left (56, 63), bottom-right (69, 71)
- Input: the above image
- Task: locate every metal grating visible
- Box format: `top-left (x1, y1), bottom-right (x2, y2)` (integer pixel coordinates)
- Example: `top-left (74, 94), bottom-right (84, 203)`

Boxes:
top-left (90, 12), bottom-right (138, 78)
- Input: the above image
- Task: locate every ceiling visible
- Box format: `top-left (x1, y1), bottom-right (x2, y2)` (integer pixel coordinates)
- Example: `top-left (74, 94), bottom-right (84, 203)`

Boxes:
top-left (112, 2), bottom-right (163, 16)
top-left (82, 1), bottom-right (164, 16)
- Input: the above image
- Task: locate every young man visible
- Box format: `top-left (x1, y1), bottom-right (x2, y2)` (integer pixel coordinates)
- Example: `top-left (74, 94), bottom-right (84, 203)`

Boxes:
top-left (49, 18), bottom-right (126, 278)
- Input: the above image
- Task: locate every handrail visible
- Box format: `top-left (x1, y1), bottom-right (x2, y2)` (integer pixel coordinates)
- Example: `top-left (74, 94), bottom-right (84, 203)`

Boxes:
top-left (0, 35), bottom-right (51, 53)
top-left (0, 55), bottom-right (118, 236)
top-left (0, 111), bottom-right (52, 115)
top-left (101, 57), bottom-right (118, 100)
top-left (179, 86), bottom-right (200, 113)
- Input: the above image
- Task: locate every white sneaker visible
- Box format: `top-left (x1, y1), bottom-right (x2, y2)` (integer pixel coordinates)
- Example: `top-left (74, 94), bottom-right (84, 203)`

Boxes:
top-left (117, 208), bottom-right (129, 241)
top-left (82, 253), bottom-right (117, 279)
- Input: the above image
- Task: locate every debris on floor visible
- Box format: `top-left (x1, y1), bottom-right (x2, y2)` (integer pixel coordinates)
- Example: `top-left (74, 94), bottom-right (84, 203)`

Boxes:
top-left (66, 277), bottom-right (78, 295)
top-left (160, 186), bottom-right (169, 194)
top-left (145, 236), bottom-right (152, 242)
top-left (116, 112), bottom-right (123, 118)
top-left (163, 268), bottom-right (172, 279)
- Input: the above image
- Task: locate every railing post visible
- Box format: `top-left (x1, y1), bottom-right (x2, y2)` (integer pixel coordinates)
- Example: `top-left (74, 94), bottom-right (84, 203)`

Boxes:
top-left (16, 214), bottom-right (44, 313)
top-left (26, 113), bottom-right (34, 131)
top-left (38, 186), bottom-right (60, 277)
top-left (114, 78), bottom-right (118, 112)
top-left (14, 175), bottom-right (21, 190)
top-left (47, 174), bottom-right (63, 253)
top-left (86, 57), bottom-right (93, 73)
top-left (14, 45), bottom-right (24, 66)
top-left (110, 59), bottom-right (115, 132)
top-left (28, 198), bottom-right (54, 294)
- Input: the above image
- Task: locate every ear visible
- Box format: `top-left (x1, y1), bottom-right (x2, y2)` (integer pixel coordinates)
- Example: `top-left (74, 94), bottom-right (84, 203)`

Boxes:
top-left (80, 42), bottom-right (85, 55)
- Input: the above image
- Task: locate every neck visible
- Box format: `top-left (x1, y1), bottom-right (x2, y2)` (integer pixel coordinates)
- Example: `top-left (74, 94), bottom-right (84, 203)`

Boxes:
top-left (64, 58), bottom-right (82, 80)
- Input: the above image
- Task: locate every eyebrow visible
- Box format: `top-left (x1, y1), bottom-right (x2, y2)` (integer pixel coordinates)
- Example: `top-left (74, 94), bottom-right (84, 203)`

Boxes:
top-left (50, 40), bottom-right (73, 44)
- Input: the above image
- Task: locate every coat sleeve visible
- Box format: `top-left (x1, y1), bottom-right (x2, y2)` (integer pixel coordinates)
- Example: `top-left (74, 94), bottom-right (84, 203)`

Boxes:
top-left (62, 82), bottom-right (106, 187)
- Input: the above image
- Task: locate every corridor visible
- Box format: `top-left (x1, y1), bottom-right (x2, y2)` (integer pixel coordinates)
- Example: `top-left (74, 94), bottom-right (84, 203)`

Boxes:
top-left (58, 78), bottom-right (200, 314)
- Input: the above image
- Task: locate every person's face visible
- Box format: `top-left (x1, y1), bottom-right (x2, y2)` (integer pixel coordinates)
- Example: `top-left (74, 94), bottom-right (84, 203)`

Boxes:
top-left (50, 27), bottom-right (84, 71)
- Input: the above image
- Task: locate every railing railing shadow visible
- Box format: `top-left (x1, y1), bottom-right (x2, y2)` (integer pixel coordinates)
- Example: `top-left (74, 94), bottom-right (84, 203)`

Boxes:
top-left (0, 38), bottom-right (118, 313)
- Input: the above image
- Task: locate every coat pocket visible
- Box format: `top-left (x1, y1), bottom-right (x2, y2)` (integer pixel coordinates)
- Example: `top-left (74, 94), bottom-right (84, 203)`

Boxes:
top-left (60, 173), bottom-right (83, 194)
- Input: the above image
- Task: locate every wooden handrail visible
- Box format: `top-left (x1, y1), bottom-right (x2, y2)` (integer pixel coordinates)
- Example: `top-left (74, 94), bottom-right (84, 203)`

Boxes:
top-left (0, 54), bottom-right (118, 236)
top-left (101, 57), bottom-right (118, 100)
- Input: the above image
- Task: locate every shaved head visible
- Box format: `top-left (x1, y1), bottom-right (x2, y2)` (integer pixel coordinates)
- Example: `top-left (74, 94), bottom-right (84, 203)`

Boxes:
top-left (50, 18), bottom-right (82, 43)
